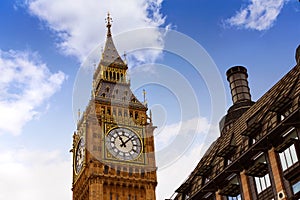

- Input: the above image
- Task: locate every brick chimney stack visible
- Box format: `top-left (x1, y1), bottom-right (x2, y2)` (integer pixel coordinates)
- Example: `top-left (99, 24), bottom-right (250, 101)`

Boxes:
top-left (219, 66), bottom-right (255, 134)
top-left (226, 66), bottom-right (252, 104)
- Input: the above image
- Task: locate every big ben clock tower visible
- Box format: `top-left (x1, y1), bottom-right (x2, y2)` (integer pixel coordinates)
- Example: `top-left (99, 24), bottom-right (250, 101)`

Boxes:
top-left (71, 14), bottom-right (157, 200)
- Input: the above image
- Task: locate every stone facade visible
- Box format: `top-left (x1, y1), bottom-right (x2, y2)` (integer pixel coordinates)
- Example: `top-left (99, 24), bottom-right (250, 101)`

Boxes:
top-left (71, 14), bottom-right (157, 200)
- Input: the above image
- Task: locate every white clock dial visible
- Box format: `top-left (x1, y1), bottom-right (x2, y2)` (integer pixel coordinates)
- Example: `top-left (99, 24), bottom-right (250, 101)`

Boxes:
top-left (75, 138), bottom-right (85, 174)
top-left (106, 128), bottom-right (142, 161)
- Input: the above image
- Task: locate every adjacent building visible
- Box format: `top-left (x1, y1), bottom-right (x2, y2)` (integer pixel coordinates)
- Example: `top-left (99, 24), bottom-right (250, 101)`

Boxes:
top-left (173, 46), bottom-right (300, 200)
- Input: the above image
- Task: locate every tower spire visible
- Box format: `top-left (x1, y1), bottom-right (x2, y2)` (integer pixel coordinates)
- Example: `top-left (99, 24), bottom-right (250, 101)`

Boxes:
top-left (105, 12), bottom-right (112, 37)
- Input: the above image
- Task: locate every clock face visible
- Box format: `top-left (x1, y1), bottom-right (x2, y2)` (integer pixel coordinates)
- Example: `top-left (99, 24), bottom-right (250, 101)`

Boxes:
top-left (105, 128), bottom-right (142, 161)
top-left (75, 138), bottom-right (85, 174)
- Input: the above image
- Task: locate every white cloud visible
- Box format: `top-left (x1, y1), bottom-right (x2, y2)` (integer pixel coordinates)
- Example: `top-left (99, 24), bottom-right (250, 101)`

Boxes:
top-left (157, 144), bottom-right (204, 200)
top-left (155, 117), bottom-right (210, 151)
top-left (0, 149), bottom-right (71, 200)
top-left (226, 0), bottom-right (289, 31)
top-left (155, 117), bottom-right (219, 199)
top-left (0, 50), bottom-right (66, 135)
top-left (25, 0), bottom-right (166, 63)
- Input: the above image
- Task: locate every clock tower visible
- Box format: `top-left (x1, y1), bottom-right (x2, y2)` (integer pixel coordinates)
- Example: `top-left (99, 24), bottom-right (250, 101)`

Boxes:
top-left (71, 14), bottom-right (157, 200)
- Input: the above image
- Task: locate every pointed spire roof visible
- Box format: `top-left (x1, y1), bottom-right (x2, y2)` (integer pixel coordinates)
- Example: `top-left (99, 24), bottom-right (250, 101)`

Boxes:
top-left (100, 13), bottom-right (127, 69)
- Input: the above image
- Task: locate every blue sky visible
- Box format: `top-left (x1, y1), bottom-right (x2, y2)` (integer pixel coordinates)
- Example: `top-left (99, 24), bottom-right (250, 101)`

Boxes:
top-left (0, 0), bottom-right (299, 199)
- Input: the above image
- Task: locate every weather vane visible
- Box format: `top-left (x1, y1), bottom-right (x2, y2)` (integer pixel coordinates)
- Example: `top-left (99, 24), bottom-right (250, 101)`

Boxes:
top-left (105, 12), bottom-right (113, 26)
top-left (105, 12), bottom-right (113, 36)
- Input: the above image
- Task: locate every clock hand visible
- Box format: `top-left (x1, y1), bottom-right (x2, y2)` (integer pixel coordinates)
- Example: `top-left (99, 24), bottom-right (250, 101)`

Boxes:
top-left (121, 135), bottom-right (135, 147)
top-left (118, 135), bottom-right (126, 147)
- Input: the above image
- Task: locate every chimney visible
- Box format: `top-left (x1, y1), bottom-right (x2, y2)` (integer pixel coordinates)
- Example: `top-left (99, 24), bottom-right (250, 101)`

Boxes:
top-left (226, 66), bottom-right (251, 104)
top-left (219, 66), bottom-right (254, 134)
top-left (296, 45), bottom-right (300, 64)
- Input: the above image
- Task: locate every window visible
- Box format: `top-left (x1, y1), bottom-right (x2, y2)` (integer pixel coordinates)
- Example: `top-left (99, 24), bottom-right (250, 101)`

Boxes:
top-left (221, 175), bottom-right (241, 199)
top-left (104, 165), bottom-right (109, 174)
top-left (279, 143), bottom-right (298, 171)
top-left (278, 128), bottom-right (299, 171)
top-left (278, 104), bottom-right (293, 121)
top-left (254, 174), bottom-right (271, 194)
top-left (225, 158), bottom-right (232, 166)
top-left (183, 193), bottom-right (189, 200)
top-left (227, 194), bottom-right (241, 200)
top-left (129, 167), bottom-right (133, 177)
top-left (204, 177), bottom-right (210, 184)
top-left (292, 180), bottom-right (300, 195)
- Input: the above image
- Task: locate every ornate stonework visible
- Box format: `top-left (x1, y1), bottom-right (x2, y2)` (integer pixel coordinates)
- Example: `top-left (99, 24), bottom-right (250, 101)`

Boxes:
top-left (71, 14), bottom-right (157, 200)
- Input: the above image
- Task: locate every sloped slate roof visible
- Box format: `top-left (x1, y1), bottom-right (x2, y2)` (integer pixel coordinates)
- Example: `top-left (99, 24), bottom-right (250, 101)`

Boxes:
top-left (176, 62), bottom-right (300, 197)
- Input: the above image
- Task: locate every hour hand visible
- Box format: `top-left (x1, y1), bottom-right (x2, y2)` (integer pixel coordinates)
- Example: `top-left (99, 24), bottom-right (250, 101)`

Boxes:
top-left (121, 135), bottom-right (134, 147)
top-left (118, 135), bottom-right (126, 147)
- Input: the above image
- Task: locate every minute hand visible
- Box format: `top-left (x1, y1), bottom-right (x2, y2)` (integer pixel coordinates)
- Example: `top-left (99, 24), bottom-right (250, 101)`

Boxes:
top-left (121, 135), bottom-right (135, 147)
top-left (118, 135), bottom-right (126, 147)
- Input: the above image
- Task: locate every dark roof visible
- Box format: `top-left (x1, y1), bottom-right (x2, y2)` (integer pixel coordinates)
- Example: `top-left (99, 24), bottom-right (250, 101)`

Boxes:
top-left (100, 34), bottom-right (127, 68)
top-left (175, 61), bottom-right (300, 198)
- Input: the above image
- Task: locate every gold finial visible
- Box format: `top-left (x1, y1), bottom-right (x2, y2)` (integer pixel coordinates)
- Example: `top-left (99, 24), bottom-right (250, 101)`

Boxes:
top-left (105, 12), bottom-right (113, 36)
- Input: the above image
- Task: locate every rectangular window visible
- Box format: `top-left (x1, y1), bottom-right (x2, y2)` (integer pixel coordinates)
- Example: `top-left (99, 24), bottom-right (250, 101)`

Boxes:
top-left (104, 165), bottom-right (109, 174)
top-left (279, 143), bottom-right (299, 171)
top-left (292, 180), bottom-right (300, 195)
top-left (255, 174), bottom-right (271, 194)
top-left (227, 194), bottom-right (241, 200)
